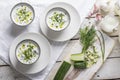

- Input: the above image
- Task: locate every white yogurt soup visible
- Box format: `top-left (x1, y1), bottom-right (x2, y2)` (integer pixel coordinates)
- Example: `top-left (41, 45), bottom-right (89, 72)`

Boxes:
top-left (46, 8), bottom-right (70, 31)
top-left (16, 40), bottom-right (40, 64)
top-left (11, 3), bottom-right (34, 26)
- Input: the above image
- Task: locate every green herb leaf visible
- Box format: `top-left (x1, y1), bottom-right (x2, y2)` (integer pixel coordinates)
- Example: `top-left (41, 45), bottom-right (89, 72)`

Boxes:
top-left (80, 26), bottom-right (96, 53)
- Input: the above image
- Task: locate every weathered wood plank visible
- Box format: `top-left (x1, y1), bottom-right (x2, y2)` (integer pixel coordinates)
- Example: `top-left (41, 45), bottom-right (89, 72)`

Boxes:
top-left (1, 57), bottom-right (120, 80)
top-left (47, 34), bottom-right (115, 80)
top-left (93, 58), bottom-right (120, 79)
top-left (0, 36), bottom-right (119, 80)
top-left (47, 58), bottom-right (120, 80)
top-left (109, 37), bottom-right (120, 58)
top-left (0, 37), bottom-right (118, 65)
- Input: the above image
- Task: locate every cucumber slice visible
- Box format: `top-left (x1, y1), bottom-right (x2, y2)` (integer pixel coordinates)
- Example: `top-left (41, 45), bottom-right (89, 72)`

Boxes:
top-left (54, 61), bottom-right (71, 80)
top-left (70, 53), bottom-right (84, 61)
top-left (74, 61), bottom-right (86, 69)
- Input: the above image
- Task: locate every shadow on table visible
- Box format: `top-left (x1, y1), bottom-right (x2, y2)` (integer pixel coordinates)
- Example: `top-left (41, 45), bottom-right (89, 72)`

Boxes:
top-left (8, 23), bottom-right (27, 37)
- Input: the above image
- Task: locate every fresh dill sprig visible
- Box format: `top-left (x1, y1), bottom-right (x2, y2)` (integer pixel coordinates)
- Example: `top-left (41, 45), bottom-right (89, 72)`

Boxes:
top-left (80, 26), bottom-right (105, 63)
top-left (80, 26), bottom-right (96, 53)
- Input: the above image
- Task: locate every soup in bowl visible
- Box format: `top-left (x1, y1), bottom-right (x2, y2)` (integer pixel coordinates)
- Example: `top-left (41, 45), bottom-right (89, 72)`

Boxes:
top-left (46, 8), bottom-right (70, 31)
top-left (16, 39), bottom-right (40, 65)
top-left (11, 3), bottom-right (35, 26)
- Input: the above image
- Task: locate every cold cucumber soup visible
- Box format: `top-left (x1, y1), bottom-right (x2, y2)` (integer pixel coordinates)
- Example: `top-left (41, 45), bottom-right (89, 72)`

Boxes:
top-left (11, 3), bottom-right (34, 26)
top-left (16, 40), bottom-right (40, 64)
top-left (46, 8), bottom-right (70, 31)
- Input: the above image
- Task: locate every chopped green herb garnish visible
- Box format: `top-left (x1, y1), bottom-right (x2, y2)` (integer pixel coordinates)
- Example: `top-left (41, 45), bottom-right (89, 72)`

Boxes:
top-left (49, 11), bottom-right (65, 29)
top-left (15, 5), bottom-right (33, 24)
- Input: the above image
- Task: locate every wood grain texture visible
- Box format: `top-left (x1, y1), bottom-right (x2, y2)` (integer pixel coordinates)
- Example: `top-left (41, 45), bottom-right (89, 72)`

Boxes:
top-left (109, 38), bottom-right (120, 58)
top-left (94, 58), bottom-right (120, 79)
top-left (47, 58), bottom-right (120, 80)
top-left (0, 37), bottom-right (120, 80)
top-left (47, 33), bottom-right (116, 80)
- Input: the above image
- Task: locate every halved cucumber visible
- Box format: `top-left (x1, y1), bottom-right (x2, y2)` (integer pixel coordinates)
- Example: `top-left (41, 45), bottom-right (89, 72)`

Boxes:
top-left (54, 61), bottom-right (71, 80)
top-left (74, 61), bottom-right (86, 69)
top-left (70, 53), bottom-right (84, 61)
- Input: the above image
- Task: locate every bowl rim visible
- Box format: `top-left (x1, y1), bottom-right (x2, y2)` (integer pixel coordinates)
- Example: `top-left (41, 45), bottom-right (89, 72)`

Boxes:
top-left (45, 7), bottom-right (71, 32)
top-left (10, 2), bottom-right (35, 27)
top-left (15, 39), bottom-right (40, 65)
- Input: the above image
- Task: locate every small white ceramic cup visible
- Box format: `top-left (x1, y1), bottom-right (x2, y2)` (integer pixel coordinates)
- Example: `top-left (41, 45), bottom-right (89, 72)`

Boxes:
top-left (15, 39), bottom-right (40, 65)
top-left (10, 2), bottom-right (35, 27)
top-left (46, 7), bottom-right (70, 31)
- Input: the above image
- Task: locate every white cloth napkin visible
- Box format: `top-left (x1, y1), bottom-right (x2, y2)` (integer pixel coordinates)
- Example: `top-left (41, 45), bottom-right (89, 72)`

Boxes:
top-left (0, 0), bottom-right (96, 80)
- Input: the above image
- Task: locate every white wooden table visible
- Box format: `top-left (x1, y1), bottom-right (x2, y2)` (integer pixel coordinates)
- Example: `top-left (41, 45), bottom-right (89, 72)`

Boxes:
top-left (0, 35), bottom-right (120, 80)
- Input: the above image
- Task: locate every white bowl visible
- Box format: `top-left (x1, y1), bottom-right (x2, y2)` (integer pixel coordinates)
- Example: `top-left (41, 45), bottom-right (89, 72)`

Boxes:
top-left (46, 7), bottom-right (70, 31)
top-left (10, 3), bottom-right (35, 26)
top-left (9, 33), bottom-right (51, 74)
top-left (40, 2), bottom-right (81, 41)
top-left (15, 39), bottom-right (40, 65)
